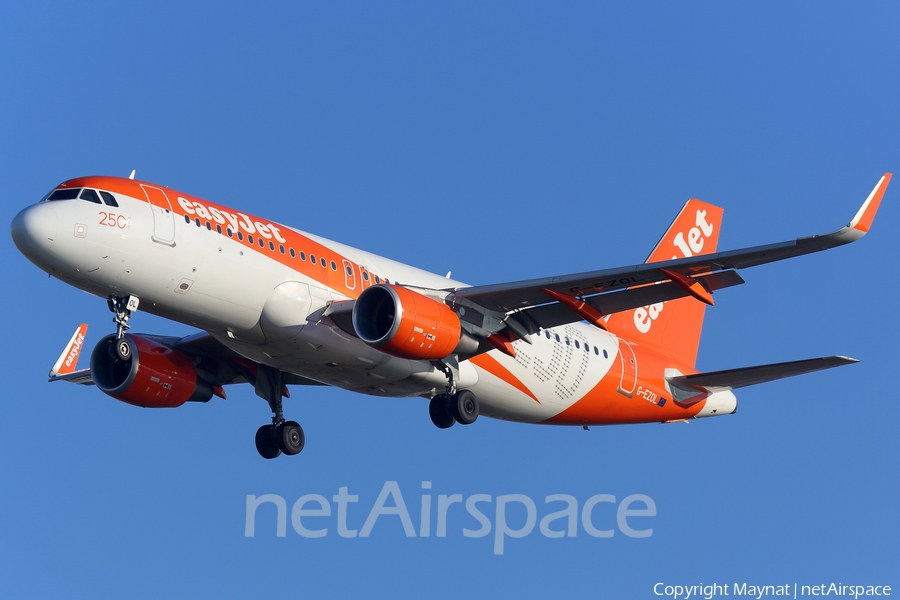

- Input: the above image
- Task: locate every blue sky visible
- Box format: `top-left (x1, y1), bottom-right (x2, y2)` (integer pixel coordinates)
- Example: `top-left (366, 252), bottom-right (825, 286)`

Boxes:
top-left (2, 2), bottom-right (898, 598)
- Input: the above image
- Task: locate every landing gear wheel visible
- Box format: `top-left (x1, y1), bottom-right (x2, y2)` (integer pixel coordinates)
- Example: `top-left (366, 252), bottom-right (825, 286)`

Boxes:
top-left (450, 390), bottom-right (479, 425)
top-left (255, 425), bottom-right (282, 459)
top-left (116, 338), bottom-right (132, 360)
top-left (277, 421), bottom-right (305, 455)
top-left (429, 395), bottom-right (456, 429)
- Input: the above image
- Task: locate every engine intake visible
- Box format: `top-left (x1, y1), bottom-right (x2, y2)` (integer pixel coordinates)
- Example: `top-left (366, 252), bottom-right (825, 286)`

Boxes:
top-left (352, 285), bottom-right (472, 360)
top-left (90, 334), bottom-right (213, 408)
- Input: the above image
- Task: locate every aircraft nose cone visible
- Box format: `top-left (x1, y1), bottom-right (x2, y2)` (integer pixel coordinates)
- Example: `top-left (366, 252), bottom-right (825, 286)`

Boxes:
top-left (11, 202), bottom-right (59, 263)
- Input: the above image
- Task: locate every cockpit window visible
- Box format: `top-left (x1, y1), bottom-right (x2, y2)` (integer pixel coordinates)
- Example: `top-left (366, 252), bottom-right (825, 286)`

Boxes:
top-left (99, 191), bottom-right (119, 207)
top-left (79, 189), bottom-right (102, 204)
top-left (47, 188), bottom-right (81, 201)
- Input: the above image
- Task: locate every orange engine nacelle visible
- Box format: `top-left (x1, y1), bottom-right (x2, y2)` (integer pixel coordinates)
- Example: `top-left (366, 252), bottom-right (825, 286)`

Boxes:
top-left (90, 334), bottom-right (213, 408)
top-left (352, 284), bottom-right (464, 360)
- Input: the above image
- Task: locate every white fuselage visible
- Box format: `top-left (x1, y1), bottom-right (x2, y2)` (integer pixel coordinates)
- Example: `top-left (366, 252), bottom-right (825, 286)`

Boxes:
top-left (12, 177), bottom-right (733, 425)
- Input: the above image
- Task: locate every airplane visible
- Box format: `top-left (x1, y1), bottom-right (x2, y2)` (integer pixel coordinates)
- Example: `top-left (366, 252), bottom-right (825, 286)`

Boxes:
top-left (10, 172), bottom-right (891, 458)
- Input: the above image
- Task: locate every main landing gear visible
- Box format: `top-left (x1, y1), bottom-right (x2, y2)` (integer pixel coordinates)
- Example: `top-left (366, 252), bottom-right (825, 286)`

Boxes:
top-left (253, 365), bottom-right (305, 459)
top-left (429, 362), bottom-right (479, 428)
top-left (255, 421), bottom-right (304, 459)
top-left (429, 390), bottom-right (479, 428)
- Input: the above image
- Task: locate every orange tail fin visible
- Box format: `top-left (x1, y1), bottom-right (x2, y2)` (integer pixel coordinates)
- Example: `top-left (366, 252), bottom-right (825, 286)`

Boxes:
top-left (605, 199), bottom-right (724, 369)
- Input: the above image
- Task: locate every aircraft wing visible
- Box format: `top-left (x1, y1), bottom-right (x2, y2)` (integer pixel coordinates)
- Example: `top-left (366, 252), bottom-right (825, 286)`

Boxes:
top-left (450, 174), bottom-right (890, 323)
top-left (48, 327), bottom-right (327, 388)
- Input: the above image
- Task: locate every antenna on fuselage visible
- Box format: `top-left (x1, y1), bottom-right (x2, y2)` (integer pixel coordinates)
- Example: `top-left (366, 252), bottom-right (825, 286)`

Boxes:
top-left (128, 170), bottom-right (136, 180)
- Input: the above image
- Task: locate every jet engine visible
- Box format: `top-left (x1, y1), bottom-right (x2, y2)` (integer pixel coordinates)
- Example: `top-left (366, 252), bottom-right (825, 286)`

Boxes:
top-left (90, 334), bottom-right (213, 407)
top-left (352, 284), bottom-right (476, 360)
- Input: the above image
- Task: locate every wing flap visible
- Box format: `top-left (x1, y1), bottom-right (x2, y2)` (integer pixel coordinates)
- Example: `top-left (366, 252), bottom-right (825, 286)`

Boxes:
top-left (515, 270), bottom-right (744, 332)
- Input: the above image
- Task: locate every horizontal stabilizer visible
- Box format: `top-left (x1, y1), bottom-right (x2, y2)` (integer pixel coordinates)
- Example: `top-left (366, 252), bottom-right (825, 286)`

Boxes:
top-left (667, 356), bottom-right (858, 394)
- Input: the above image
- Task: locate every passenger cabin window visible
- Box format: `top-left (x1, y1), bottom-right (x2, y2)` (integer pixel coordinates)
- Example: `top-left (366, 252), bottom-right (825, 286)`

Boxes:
top-left (289, 248), bottom-right (296, 258)
top-left (79, 189), bottom-right (102, 204)
top-left (99, 191), bottom-right (118, 207)
top-left (47, 188), bottom-right (81, 201)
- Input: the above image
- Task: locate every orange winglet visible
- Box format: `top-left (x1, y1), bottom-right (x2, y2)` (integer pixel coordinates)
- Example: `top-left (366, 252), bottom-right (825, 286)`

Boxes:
top-left (49, 324), bottom-right (89, 378)
top-left (658, 268), bottom-right (715, 306)
top-left (486, 333), bottom-right (517, 358)
top-left (542, 288), bottom-right (609, 331)
top-left (850, 173), bottom-right (892, 233)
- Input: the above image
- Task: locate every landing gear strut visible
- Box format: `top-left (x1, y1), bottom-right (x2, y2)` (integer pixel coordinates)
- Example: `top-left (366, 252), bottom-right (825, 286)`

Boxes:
top-left (253, 365), bottom-right (305, 459)
top-left (429, 360), bottom-right (479, 428)
top-left (108, 295), bottom-right (140, 340)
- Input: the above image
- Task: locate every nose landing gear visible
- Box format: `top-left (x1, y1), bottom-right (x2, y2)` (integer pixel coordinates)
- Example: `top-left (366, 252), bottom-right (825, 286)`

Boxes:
top-left (108, 295), bottom-right (140, 339)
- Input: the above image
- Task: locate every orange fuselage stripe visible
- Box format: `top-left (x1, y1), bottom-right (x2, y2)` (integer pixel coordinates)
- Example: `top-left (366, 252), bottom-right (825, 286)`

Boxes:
top-left (60, 176), bottom-right (376, 300)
